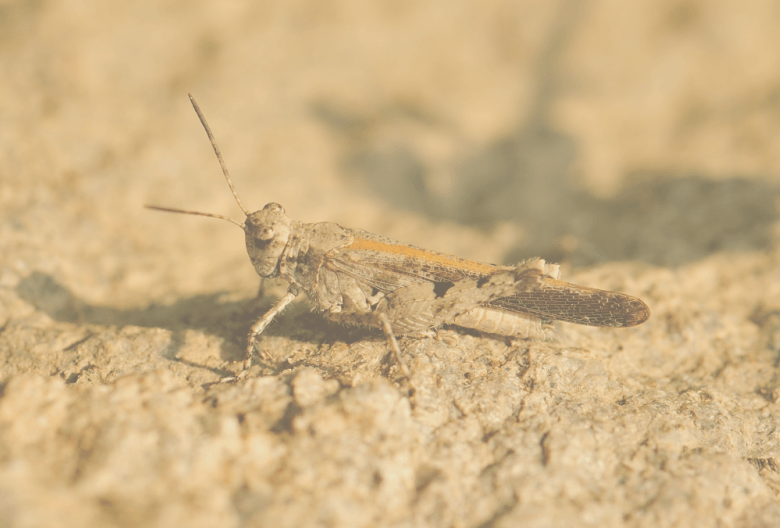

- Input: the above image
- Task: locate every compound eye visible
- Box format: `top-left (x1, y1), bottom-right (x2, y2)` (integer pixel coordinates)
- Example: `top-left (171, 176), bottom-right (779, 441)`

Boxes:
top-left (264, 202), bottom-right (285, 214)
top-left (253, 235), bottom-right (272, 249)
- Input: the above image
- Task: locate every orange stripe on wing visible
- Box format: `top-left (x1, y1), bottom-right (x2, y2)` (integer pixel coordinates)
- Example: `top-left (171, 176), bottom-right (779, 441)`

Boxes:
top-left (345, 237), bottom-right (499, 275)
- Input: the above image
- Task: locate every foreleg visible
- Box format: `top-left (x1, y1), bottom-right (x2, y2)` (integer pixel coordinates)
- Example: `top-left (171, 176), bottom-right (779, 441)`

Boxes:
top-left (244, 286), bottom-right (299, 370)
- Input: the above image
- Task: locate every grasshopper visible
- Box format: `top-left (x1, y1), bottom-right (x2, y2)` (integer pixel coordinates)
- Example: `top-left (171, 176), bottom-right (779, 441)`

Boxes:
top-left (147, 95), bottom-right (650, 385)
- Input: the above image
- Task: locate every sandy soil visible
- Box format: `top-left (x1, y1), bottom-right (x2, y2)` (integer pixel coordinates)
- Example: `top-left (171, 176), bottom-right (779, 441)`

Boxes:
top-left (2, 1), bottom-right (780, 526)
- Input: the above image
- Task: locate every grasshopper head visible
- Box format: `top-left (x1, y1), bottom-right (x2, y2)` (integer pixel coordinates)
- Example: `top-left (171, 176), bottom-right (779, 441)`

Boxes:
top-left (146, 97), bottom-right (298, 279)
top-left (244, 202), bottom-right (292, 277)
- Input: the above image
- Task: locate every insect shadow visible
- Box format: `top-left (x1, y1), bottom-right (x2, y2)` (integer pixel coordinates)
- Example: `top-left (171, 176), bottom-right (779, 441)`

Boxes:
top-left (14, 272), bottom-right (375, 378)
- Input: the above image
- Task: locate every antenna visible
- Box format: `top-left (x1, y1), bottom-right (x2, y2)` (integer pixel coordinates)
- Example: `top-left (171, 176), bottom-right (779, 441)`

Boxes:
top-left (144, 205), bottom-right (244, 228)
top-left (145, 94), bottom-right (251, 229)
top-left (188, 93), bottom-right (250, 216)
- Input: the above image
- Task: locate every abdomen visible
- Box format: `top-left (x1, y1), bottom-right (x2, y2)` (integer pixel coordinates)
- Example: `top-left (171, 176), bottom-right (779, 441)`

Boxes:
top-left (450, 306), bottom-right (548, 338)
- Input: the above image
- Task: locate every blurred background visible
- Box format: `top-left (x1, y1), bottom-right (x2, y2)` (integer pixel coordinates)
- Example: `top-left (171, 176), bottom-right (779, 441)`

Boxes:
top-left (1, 0), bottom-right (779, 307)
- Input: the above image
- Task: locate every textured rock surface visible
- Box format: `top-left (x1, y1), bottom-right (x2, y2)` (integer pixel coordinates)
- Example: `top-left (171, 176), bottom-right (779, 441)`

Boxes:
top-left (1, 1), bottom-right (780, 527)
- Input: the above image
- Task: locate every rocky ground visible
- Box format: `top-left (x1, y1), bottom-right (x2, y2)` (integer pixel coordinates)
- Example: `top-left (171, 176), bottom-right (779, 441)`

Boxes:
top-left (1, 1), bottom-right (780, 527)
